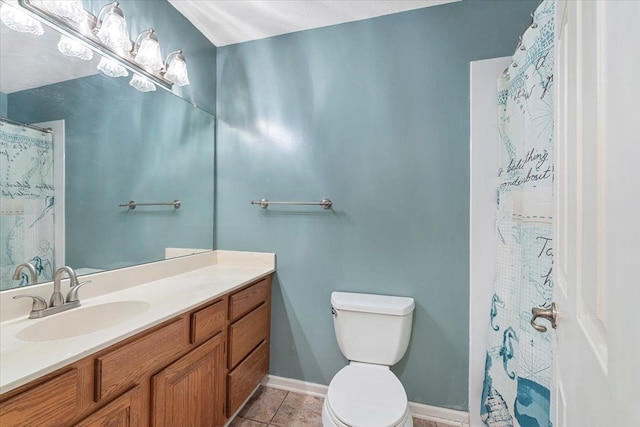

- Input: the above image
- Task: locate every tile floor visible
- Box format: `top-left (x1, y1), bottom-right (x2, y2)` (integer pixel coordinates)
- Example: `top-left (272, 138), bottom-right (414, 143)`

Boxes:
top-left (228, 386), bottom-right (458, 427)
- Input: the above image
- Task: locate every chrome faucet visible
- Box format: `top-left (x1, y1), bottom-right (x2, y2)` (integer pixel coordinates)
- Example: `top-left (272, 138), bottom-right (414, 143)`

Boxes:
top-left (51, 266), bottom-right (80, 307)
top-left (13, 266), bottom-right (89, 319)
top-left (12, 262), bottom-right (38, 286)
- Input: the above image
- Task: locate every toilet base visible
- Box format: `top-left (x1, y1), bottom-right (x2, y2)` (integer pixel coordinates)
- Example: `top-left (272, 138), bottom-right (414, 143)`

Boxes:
top-left (322, 396), bottom-right (413, 427)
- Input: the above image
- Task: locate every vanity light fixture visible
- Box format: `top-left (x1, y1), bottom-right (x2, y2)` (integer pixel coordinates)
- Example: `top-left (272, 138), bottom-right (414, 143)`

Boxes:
top-left (15, 0), bottom-right (191, 92)
top-left (33, 0), bottom-right (84, 23)
top-left (129, 73), bottom-right (156, 92)
top-left (94, 1), bottom-right (130, 52)
top-left (0, 2), bottom-right (43, 35)
top-left (97, 56), bottom-right (128, 77)
top-left (57, 34), bottom-right (93, 60)
top-left (133, 29), bottom-right (163, 71)
top-left (164, 50), bottom-right (190, 87)
top-left (55, 10), bottom-right (94, 61)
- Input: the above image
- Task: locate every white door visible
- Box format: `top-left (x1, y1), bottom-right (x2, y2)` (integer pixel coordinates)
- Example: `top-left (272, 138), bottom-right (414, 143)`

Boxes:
top-left (554, 1), bottom-right (640, 426)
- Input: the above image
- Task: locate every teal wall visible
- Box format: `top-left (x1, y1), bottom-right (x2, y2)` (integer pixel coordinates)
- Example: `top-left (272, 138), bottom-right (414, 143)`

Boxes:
top-left (216, 0), bottom-right (538, 410)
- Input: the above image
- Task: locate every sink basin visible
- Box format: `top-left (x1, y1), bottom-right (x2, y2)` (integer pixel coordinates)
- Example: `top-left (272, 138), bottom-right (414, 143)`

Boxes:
top-left (16, 301), bottom-right (151, 342)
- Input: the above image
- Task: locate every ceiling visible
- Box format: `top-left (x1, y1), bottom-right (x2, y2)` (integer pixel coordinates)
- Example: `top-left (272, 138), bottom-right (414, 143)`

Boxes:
top-left (168, 0), bottom-right (460, 47)
top-left (0, 23), bottom-right (99, 94)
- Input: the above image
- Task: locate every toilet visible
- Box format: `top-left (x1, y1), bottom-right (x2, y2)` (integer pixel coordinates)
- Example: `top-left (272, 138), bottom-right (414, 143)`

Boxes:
top-left (322, 291), bottom-right (415, 427)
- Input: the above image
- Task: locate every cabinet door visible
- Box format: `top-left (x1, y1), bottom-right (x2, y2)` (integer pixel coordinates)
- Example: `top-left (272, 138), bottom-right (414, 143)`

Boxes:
top-left (151, 334), bottom-right (225, 427)
top-left (74, 386), bottom-right (141, 427)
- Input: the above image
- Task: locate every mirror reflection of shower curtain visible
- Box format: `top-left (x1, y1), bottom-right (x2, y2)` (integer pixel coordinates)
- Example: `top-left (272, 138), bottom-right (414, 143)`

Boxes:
top-left (480, 1), bottom-right (555, 426)
top-left (0, 120), bottom-right (55, 289)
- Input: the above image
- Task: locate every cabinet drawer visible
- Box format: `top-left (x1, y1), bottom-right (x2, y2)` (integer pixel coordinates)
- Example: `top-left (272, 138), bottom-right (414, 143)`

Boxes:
top-left (0, 368), bottom-right (79, 427)
top-left (229, 279), bottom-right (269, 322)
top-left (227, 340), bottom-right (269, 416)
top-left (191, 300), bottom-right (225, 345)
top-left (228, 303), bottom-right (269, 368)
top-left (95, 317), bottom-right (189, 401)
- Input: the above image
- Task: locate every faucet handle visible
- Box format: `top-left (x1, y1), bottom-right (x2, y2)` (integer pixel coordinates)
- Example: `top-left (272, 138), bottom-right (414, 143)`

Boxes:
top-left (66, 280), bottom-right (92, 303)
top-left (13, 295), bottom-right (48, 312)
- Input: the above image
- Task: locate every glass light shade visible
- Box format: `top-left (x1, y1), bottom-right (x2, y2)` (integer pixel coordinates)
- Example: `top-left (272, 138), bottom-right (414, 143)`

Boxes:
top-left (57, 35), bottom-right (93, 60)
top-left (97, 57), bottom-right (128, 78)
top-left (164, 56), bottom-right (190, 87)
top-left (135, 37), bottom-right (163, 71)
top-left (34, 0), bottom-right (85, 23)
top-left (96, 11), bottom-right (130, 52)
top-left (0, 3), bottom-right (44, 35)
top-left (129, 74), bottom-right (156, 92)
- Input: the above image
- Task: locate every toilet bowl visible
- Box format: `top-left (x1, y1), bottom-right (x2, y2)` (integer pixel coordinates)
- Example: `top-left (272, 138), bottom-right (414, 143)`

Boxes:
top-left (322, 363), bottom-right (413, 427)
top-left (323, 292), bottom-right (415, 427)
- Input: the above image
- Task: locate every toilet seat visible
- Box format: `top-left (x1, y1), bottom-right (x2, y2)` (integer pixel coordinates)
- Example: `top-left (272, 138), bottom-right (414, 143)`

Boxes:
top-left (325, 363), bottom-right (409, 427)
top-left (323, 398), bottom-right (413, 427)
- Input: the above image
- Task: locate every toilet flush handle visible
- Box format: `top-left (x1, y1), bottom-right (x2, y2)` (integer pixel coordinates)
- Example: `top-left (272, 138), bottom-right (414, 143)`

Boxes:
top-left (331, 307), bottom-right (337, 317)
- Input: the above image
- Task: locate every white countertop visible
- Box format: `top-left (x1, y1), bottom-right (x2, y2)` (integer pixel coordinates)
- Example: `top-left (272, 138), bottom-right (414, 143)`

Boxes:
top-left (0, 250), bottom-right (275, 395)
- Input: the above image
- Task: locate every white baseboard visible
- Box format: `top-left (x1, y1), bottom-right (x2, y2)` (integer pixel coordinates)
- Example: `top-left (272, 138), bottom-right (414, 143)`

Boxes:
top-left (262, 374), bottom-right (328, 398)
top-left (263, 375), bottom-right (470, 426)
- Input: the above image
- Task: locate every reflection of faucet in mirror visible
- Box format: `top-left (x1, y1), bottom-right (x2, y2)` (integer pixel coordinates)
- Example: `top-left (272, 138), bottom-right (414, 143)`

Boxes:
top-left (12, 263), bottom-right (38, 287)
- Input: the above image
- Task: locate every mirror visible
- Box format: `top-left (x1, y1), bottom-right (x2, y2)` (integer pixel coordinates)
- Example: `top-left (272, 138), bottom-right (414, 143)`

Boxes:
top-left (0, 14), bottom-right (214, 291)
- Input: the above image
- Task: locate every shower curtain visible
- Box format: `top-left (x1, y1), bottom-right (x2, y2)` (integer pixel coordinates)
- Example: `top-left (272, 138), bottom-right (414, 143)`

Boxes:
top-left (0, 119), bottom-right (55, 290)
top-left (481, 1), bottom-right (554, 426)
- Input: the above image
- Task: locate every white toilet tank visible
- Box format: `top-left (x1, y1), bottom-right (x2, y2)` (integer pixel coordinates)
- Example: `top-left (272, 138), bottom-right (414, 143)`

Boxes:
top-left (331, 292), bottom-right (415, 366)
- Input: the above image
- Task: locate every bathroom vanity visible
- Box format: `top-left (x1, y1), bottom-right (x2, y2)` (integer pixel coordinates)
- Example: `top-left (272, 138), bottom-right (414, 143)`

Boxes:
top-left (0, 251), bottom-right (274, 427)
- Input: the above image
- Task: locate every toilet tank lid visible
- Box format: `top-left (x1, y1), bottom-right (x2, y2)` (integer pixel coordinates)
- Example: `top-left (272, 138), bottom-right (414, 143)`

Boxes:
top-left (331, 292), bottom-right (415, 316)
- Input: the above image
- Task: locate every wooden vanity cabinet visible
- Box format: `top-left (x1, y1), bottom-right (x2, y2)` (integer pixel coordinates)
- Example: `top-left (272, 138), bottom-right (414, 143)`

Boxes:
top-left (0, 274), bottom-right (272, 427)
